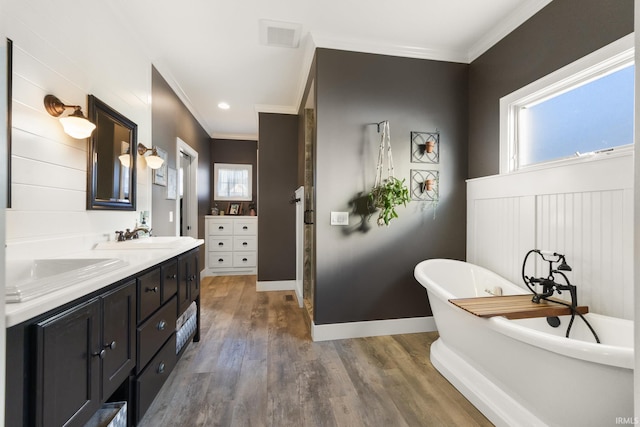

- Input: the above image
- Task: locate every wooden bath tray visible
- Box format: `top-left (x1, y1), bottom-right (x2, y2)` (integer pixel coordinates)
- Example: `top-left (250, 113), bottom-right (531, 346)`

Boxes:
top-left (449, 295), bottom-right (588, 320)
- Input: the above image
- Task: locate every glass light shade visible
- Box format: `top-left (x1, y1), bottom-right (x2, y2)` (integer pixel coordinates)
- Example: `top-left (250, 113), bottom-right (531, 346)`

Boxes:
top-left (59, 115), bottom-right (96, 139)
top-left (145, 154), bottom-right (164, 169)
top-left (118, 154), bottom-right (131, 168)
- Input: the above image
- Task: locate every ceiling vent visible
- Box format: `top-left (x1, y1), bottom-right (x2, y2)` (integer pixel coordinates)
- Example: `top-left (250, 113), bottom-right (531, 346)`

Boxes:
top-left (259, 19), bottom-right (302, 48)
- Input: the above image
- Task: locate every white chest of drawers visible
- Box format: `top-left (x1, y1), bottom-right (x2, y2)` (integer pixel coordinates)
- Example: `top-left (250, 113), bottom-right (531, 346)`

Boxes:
top-left (205, 216), bottom-right (257, 276)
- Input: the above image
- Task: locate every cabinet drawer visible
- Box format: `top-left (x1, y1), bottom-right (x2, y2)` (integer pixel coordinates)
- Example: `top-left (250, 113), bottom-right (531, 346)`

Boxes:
top-left (161, 260), bottom-right (178, 303)
top-left (138, 268), bottom-right (162, 323)
top-left (233, 252), bottom-right (257, 267)
top-left (209, 252), bottom-right (233, 268)
top-left (137, 297), bottom-right (177, 373)
top-left (208, 236), bottom-right (233, 252)
top-left (208, 219), bottom-right (234, 235)
top-left (234, 220), bottom-right (257, 235)
top-left (136, 333), bottom-right (177, 422)
top-left (233, 236), bottom-right (257, 251)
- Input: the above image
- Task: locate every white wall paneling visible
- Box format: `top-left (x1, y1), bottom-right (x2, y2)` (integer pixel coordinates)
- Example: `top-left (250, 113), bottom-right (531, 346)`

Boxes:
top-left (468, 154), bottom-right (634, 319)
top-left (5, 0), bottom-right (154, 259)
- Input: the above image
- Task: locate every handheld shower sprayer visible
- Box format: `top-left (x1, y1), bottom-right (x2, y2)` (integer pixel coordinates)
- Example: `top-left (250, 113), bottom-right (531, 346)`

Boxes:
top-left (521, 249), bottom-right (599, 343)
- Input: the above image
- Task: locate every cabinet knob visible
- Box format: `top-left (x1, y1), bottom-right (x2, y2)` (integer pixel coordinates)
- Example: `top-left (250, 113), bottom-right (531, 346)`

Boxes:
top-left (242, 258), bottom-right (248, 262)
top-left (166, 274), bottom-right (177, 279)
top-left (104, 340), bottom-right (117, 351)
top-left (242, 242), bottom-right (248, 246)
top-left (157, 320), bottom-right (166, 331)
top-left (145, 286), bottom-right (159, 293)
top-left (157, 362), bottom-right (165, 374)
top-left (218, 242), bottom-right (224, 246)
top-left (242, 226), bottom-right (248, 230)
top-left (92, 349), bottom-right (106, 359)
top-left (218, 258), bottom-right (224, 262)
top-left (218, 226), bottom-right (224, 230)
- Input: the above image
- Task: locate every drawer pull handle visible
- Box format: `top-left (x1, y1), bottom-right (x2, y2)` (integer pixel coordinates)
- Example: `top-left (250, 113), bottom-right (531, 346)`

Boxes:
top-left (242, 226), bottom-right (248, 230)
top-left (218, 258), bottom-right (224, 262)
top-left (242, 258), bottom-right (248, 262)
top-left (92, 349), bottom-right (106, 359)
top-left (218, 226), bottom-right (224, 230)
top-left (242, 242), bottom-right (248, 246)
top-left (157, 320), bottom-right (166, 331)
top-left (218, 242), bottom-right (224, 246)
top-left (166, 274), bottom-right (177, 279)
top-left (104, 340), bottom-right (116, 351)
top-left (157, 362), bottom-right (165, 374)
top-left (145, 286), bottom-right (159, 293)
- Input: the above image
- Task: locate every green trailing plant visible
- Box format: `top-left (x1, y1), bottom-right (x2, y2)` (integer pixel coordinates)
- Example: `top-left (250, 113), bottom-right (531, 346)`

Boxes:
top-left (369, 177), bottom-right (411, 226)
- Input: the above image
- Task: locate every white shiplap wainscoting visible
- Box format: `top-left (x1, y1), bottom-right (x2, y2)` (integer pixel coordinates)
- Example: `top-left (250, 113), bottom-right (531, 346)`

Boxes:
top-left (5, 1), bottom-right (153, 259)
top-left (467, 154), bottom-right (634, 319)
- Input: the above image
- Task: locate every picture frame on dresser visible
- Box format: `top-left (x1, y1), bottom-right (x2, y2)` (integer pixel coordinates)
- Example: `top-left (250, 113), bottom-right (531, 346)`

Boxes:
top-left (228, 202), bottom-right (241, 215)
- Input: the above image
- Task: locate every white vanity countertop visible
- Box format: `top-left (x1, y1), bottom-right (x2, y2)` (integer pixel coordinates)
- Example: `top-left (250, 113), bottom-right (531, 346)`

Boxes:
top-left (5, 237), bottom-right (204, 327)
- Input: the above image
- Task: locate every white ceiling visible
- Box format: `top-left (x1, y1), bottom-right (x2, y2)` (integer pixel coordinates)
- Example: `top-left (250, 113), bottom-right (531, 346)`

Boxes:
top-left (112, 0), bottom-right (552, 140)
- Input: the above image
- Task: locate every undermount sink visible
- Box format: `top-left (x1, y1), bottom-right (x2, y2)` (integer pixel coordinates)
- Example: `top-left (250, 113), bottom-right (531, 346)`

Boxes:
top-left (5, 258), bottom-right (128, 303)
top-left (94, 236), bottom-right (194, 250)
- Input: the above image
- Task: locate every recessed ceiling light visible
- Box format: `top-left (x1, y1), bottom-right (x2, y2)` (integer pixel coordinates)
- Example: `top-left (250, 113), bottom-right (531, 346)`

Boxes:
top-left (218, 102), bottom-right (230, 110)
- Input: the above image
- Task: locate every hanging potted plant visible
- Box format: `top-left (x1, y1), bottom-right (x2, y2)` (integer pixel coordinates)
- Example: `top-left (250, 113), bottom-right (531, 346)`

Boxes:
top-left (369, 176), bottom-right (410, 226)
top-left (369, 121), bottom-right (410, 226)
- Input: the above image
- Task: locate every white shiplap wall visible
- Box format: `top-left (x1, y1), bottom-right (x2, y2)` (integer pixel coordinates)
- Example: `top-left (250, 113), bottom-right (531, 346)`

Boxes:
top-left (468, 154), bottom-right (634, 319)
top-left (6, 0), bottom-right (154, 259)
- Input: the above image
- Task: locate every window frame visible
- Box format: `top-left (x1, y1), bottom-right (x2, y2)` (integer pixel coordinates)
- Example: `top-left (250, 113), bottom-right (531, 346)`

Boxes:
top-left (499, 34), bottom-right (634, 174)
top-left (213, 163), bottom-right (253, 201)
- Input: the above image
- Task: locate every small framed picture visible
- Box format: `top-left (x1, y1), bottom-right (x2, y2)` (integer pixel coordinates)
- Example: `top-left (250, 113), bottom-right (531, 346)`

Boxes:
top-left (228, 202), bottom-right (242, 215)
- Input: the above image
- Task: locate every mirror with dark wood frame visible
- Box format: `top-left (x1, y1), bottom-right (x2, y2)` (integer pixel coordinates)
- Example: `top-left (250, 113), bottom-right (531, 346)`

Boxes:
top-left (87, 95), bottom-right (137, 210)
top-left (6, 38), bottom-right (12, 208)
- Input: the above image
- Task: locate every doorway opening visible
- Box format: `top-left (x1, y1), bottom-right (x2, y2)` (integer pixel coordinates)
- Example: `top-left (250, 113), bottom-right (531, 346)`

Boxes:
top-left (176, 138), bottom-right (198, 238)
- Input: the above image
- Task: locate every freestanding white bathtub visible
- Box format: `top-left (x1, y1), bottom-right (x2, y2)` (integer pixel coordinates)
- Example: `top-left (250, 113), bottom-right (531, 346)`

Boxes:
top-left (414, 259), bottom-right (633, 427)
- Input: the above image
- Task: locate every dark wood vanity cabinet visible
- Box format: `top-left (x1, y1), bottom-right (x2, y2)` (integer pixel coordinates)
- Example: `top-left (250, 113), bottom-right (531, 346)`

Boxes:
top-left (6, 248), bottom-right (201, 427)
top-left (178, 250), bottom-right (199, 315)
top-left (33, 280), bottom-right (136, 427)
top-left (102, 281), bottom-right (137, 399)
top-left (34, 298), bottom-right (101, 427)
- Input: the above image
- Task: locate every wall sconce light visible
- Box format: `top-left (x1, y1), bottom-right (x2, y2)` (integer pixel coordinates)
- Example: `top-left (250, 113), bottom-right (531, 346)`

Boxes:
top-left (44, 94), bottom-right (96, 139)
top-left (137, 143), bottom-right (164, 169)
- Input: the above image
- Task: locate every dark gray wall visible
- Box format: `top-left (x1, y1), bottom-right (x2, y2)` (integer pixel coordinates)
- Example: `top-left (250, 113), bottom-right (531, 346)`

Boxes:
top-left (314, 49), bottom-right (468, 324)
top-left (468, 0), bottom-right (634, 178)
top-left (257, 113), bottom-right (298, 281)
top-left (151, 66), bottom-right (211, 264)
top-left (210, 138), bottom-right (257, 212)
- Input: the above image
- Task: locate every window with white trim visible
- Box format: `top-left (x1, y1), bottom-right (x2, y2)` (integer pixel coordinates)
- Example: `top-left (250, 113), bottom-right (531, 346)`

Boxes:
top-left (213, 163), bottom-right (253, 201)
top-left (500, 35), bottom-right (634, 173)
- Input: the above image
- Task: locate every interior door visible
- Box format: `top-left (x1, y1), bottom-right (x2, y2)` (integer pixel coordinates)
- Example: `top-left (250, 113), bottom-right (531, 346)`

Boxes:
top-left (295, 186), bottom-right (304, 307)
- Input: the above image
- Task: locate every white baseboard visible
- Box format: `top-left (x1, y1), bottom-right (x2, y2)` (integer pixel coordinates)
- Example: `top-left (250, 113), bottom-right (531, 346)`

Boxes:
top-left (311, 316), bottom-right (437, 342)
top-left (256, 280), bottom-right (296, 292)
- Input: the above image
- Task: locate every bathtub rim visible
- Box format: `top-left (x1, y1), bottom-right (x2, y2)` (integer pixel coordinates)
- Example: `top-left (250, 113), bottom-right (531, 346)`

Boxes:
top-left (414, 258), bottom-right (634, 369)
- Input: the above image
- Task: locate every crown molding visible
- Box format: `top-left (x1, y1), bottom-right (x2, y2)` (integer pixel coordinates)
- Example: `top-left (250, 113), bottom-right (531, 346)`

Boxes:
top-left (467, 0), bottom-right (553, 62)
top-left (254, 104), bottom-right (298, 115)
top-left (210, 132), bottom-right (258, 141)
top-left (312, 33), bottom-right (468, 64)
top-left (152, 60), bottom-right (215, 136)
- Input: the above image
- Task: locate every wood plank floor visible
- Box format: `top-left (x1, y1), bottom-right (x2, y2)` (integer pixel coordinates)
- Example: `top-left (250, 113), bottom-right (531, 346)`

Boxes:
top-left (138, 275), bottom-right (493, 427)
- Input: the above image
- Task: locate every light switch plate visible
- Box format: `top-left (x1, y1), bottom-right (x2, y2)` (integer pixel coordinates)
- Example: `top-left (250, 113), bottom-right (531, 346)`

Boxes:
top-left (330, 211), bottom-right (349, 226)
